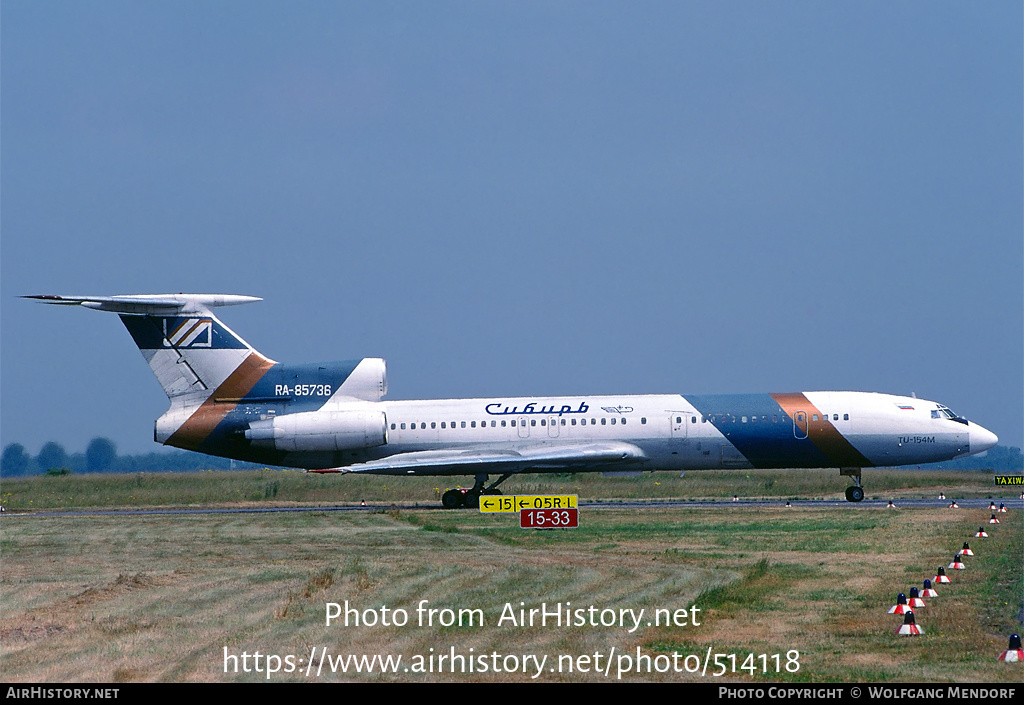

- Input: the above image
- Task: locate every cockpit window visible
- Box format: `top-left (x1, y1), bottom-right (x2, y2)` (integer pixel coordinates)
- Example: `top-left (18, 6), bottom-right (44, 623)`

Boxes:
top-left (932, 406), bottom-right (968, 425)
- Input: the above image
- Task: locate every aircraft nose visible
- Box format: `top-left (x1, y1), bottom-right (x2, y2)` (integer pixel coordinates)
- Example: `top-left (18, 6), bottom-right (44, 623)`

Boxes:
top-left (969, 423), bottom-right (998, 454)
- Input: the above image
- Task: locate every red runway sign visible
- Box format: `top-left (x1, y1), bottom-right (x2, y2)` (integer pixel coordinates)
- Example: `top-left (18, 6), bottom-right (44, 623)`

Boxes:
top-left (520, 507), bottom-right (579, 529)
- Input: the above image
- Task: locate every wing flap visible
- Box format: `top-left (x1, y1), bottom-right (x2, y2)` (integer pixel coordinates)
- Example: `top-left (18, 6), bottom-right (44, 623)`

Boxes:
top-left (309, 442), bottom-right (647, 476)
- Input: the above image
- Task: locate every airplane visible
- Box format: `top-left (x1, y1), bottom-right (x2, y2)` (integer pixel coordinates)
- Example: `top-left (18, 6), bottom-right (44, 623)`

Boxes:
top-left (27, 293), bottom-right (999, 508)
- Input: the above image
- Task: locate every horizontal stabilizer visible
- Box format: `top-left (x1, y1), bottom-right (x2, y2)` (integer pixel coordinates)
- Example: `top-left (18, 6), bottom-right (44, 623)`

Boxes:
top-left (27, 293), bottom-right (268, 406)
top-left (24, 294), bottom-right (260, 315)
top-left (310, 441), bottom-right (647, 476)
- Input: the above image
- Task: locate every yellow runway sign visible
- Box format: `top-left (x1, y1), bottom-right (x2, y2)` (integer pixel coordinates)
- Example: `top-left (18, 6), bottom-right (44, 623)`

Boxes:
top-left (478, 495), bottom-right (578, 513)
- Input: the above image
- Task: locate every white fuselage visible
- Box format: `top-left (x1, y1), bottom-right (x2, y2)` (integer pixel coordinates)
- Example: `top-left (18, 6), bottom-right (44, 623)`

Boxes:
top-left (308, 391), bottom-right (993, 474)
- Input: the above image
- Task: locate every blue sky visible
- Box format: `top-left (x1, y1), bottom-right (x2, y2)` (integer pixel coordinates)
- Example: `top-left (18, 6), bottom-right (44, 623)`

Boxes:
top-left (2, 2), bottom-right (1021, 455)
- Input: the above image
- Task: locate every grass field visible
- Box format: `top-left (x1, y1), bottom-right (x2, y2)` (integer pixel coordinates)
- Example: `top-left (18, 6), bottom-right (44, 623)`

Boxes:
top-left (0, 465), bottom-right (1013, 510)
top-left (2, 469), bottom-right (1022, 682)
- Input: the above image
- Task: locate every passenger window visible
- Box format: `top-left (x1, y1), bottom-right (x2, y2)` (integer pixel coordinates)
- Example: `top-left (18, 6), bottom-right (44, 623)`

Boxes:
top-left (531, 420), bottom-right (537, 427)
top-left (812, 414), bottom-right (819, 421)
top-left (641, 417), bottom-right (646, 424)
top-left (501, 420), bottom-right (506, 427)
top-left (391, 423), bottom-right (396, 430)
top-left (610, 418), bottom-right (616, 425)
top-left (431, 422), bottom-right (436, 429)
top-left (621, 418), bottom-right (627, 425)
top-left (471, 421), bottom-right (476, 428)
top-left (844, 414), bottom-right (849, 421)
top-left (461, 421), bottom-right (466, 428)
top-left (601, 418), bottom-right (607, 425)
top-left (400, 423), bottom-right (406, 430)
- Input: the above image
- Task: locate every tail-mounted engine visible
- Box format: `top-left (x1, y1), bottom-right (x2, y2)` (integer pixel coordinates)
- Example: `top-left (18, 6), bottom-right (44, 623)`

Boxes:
top-left (245, 409), bottom-right (387, 452)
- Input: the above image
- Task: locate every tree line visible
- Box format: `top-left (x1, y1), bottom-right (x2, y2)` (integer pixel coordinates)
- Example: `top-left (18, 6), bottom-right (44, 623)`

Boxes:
top-left (1, 438), bottom-right (264, 476)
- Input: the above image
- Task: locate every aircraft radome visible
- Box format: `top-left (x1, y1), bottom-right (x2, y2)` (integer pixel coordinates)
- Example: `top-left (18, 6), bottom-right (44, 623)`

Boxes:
top-left (28, 294), bottom-right (999, 508)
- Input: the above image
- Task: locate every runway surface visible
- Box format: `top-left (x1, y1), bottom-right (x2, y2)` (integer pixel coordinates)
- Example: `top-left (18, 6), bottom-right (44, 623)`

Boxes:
top-left (3, 497), bottom-right (1021, 518)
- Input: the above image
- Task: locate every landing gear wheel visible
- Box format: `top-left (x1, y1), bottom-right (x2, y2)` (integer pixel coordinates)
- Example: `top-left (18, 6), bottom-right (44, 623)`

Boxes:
top-left (845, 486), bottom-right (864, 503)
top-left (463, 490), bottom-right (481, 509)
top-left (442, 489), bottom-right (464, 509)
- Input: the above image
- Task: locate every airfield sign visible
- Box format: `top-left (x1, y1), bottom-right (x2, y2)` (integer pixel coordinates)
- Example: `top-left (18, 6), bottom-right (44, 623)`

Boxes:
top-left (478, 494), bottom-right (578, 513)
top-left (520, 507), bottom-right (579, 529)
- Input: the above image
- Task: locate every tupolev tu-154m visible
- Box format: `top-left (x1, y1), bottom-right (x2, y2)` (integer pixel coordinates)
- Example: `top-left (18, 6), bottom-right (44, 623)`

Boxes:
top-left (28, 294), bottom-right (998, 508)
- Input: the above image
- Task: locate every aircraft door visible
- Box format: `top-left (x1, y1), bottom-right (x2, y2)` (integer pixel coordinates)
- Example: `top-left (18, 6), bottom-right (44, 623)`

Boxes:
top-left (671, 414), bottom-right (687, 439)
top-left (793, 411), bottom-right (809, 440)
top-left (548, 416), bottom-right (560, 438)
top-left (518, 416), bottom-right (530, 439)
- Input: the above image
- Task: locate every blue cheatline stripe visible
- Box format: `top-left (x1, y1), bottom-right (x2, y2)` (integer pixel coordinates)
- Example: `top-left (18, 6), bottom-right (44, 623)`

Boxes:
top-left (686, 394), bottom-right (834, 468)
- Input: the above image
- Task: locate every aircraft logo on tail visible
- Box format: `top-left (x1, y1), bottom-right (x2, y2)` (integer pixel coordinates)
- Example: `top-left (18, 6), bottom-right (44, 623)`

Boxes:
top-left (164, 318), bottom-right (213, 348)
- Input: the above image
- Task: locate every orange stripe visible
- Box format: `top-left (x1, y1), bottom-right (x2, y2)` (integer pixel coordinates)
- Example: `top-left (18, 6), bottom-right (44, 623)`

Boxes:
top-left (771, 393), bottom-right (871, 467)
top-left (176, 319), bottom-right (206, 346)
top-left (167, 318), bottom-right (192, 343)
top-left (167, 353), bottom-right (275, 451)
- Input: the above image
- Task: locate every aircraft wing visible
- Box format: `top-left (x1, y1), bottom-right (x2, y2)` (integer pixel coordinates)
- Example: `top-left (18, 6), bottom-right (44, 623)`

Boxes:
top-left (309, 441), bottom-right (647, 476)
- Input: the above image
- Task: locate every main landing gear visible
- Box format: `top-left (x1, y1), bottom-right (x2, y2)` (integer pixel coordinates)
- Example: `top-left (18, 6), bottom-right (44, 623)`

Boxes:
top-left (841, 467), bottom-right (864, 502)
top-left (441, 472), bottom-right (515, 509)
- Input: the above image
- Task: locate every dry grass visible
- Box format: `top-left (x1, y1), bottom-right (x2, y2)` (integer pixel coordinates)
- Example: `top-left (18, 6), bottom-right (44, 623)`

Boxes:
top-left (2, 501), bottom-right (1020, 682)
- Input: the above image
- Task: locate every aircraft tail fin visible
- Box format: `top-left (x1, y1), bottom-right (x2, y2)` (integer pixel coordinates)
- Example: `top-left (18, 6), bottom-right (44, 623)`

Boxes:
top-left (25, 294), bottom-right (274, 405)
